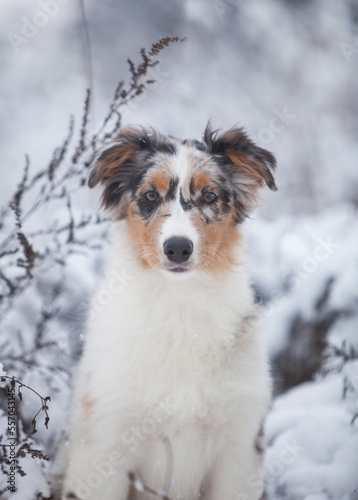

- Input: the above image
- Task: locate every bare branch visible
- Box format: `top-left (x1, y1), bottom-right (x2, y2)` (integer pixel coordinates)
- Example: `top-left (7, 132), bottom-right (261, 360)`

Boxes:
top-left (0, 375), bottom-right (51, 434)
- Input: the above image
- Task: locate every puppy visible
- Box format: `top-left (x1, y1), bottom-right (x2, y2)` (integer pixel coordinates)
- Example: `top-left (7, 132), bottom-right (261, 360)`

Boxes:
top-left (61, 123), bottom-right (277, 500)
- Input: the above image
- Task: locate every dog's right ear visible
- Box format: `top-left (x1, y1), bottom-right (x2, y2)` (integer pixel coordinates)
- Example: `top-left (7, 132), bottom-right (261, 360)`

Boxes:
top-left (88, 127), bottom-right (150, 218)
top-left (88, 142), bottom-right (139, 189)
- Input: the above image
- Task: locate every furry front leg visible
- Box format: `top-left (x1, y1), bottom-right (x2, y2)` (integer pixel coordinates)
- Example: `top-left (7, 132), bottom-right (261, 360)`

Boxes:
top-left (62, 443), bottom-right (132, 500)
top-left (204, 444), bottom-right (265, 500)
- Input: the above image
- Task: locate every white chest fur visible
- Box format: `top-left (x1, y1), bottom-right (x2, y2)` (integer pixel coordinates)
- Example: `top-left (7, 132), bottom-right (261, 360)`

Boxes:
top-left (64, 225), bottom-right (271, 500)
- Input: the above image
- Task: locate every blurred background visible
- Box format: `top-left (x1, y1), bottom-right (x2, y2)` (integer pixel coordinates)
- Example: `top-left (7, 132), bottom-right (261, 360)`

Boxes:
top-left (0, 1), bottom-right (357, 499)
top-left (1, 0), bottom-right (358, 212)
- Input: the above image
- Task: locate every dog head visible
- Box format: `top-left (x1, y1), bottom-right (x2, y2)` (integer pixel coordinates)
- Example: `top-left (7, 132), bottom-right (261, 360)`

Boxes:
top-left (89, 124), bottom-right (277, 275)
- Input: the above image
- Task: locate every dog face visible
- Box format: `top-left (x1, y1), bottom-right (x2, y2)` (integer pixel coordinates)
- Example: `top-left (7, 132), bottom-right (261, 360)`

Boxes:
top-left (89, 124), bottom-right (277, 275)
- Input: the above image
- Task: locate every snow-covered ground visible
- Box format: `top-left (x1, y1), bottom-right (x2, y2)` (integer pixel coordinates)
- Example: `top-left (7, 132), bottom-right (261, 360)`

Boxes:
top-left (1, 0), bottom-right (358, 498)
top-left (246, 205), bottom-right (358, 499)
top-left (265, 368), bottom-right (358, 500)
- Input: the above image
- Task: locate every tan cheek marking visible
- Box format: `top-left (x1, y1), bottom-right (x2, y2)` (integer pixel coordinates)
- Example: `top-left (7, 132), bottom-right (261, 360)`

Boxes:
top-left (125, 202), bottom-right (165, 269)
top-left (191, 210), bottom-right (241, 273)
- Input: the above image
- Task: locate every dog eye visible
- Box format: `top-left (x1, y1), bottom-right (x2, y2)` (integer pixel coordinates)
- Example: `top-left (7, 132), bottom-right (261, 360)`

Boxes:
top-left (202, 192), bottom-right (218, 204)
top-left (144, 191), bottom-right (159, 202)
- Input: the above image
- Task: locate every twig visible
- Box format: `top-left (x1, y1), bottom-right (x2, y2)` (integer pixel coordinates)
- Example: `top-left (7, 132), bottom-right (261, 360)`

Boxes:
top-left (0, 376), bottom-right (51, 434)
top-left (77, 0), bottom-right (94, 94)
top-left (72, 88), bottom-right (91, 164)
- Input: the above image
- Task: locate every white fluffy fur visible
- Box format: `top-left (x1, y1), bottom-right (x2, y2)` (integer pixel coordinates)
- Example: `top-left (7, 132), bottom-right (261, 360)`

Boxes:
top-left (61, 223), bottom-right (271, 500)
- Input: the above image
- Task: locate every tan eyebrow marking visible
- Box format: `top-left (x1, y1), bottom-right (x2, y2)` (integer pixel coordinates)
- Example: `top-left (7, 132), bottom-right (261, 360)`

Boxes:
top-left (191, 171), bottom-right (213, 192)
top-left (148, 170), bottom-right (171, 193)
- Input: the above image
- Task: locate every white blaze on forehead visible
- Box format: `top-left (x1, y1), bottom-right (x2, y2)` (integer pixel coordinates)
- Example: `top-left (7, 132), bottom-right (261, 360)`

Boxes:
top-left (171, 143), bottom-right (193, 182)
top-left (159, 200), bottom-right (199, 248)
top-left (159, 144), bottom-right (199, 249)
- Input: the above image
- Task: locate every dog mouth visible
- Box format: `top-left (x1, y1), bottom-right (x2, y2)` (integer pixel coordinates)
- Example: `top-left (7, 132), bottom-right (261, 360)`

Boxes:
top-left (165, 264), bottom-right (193, 273)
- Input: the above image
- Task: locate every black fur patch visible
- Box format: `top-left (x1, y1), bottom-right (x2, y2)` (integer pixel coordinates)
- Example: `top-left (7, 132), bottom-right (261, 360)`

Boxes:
top-left (103, 153), bottom-right (150, 210)
top-left (131, 128), bottom-right (177, 156)
top-left (219, 188), bottom-right (231, 214)
top-left (136, 192), bottom-right (161, 220)
top-left (189, 177), bottom-right (196, 196)
top-left (179, 190), bottom-right (194, 211)
top-left (165, 178), bottom-right (179, 201)
top-left (181, 139), bottom-right (206, 152)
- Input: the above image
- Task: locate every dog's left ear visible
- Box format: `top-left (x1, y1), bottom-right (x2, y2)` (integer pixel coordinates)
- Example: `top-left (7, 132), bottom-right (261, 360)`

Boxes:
top-left (204, 123), bottom-right (277, 221)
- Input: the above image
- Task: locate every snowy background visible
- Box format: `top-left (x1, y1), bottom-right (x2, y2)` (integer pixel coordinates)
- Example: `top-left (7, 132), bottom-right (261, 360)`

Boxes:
top-left (0, 0), bottom-right (357, 498)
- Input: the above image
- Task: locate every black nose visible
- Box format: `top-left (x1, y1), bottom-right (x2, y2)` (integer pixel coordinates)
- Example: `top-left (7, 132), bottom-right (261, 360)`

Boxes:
top-left (164, 237), bottom-right (193, 264)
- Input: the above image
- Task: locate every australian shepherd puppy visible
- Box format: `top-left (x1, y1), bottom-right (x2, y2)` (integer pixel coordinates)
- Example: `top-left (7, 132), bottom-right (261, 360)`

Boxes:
top-left (61, 123), bottom-right (277, 500)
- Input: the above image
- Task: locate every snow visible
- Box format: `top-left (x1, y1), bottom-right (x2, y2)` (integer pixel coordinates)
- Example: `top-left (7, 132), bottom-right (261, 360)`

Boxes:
top-left (0, 451), bottom-right (51, 500)
top-left (247, 205), bottom-right (358, 500)
top-left (247, 204), bottom-right (358, 360)
top-left (265, 373), bottom-right (358, 499)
